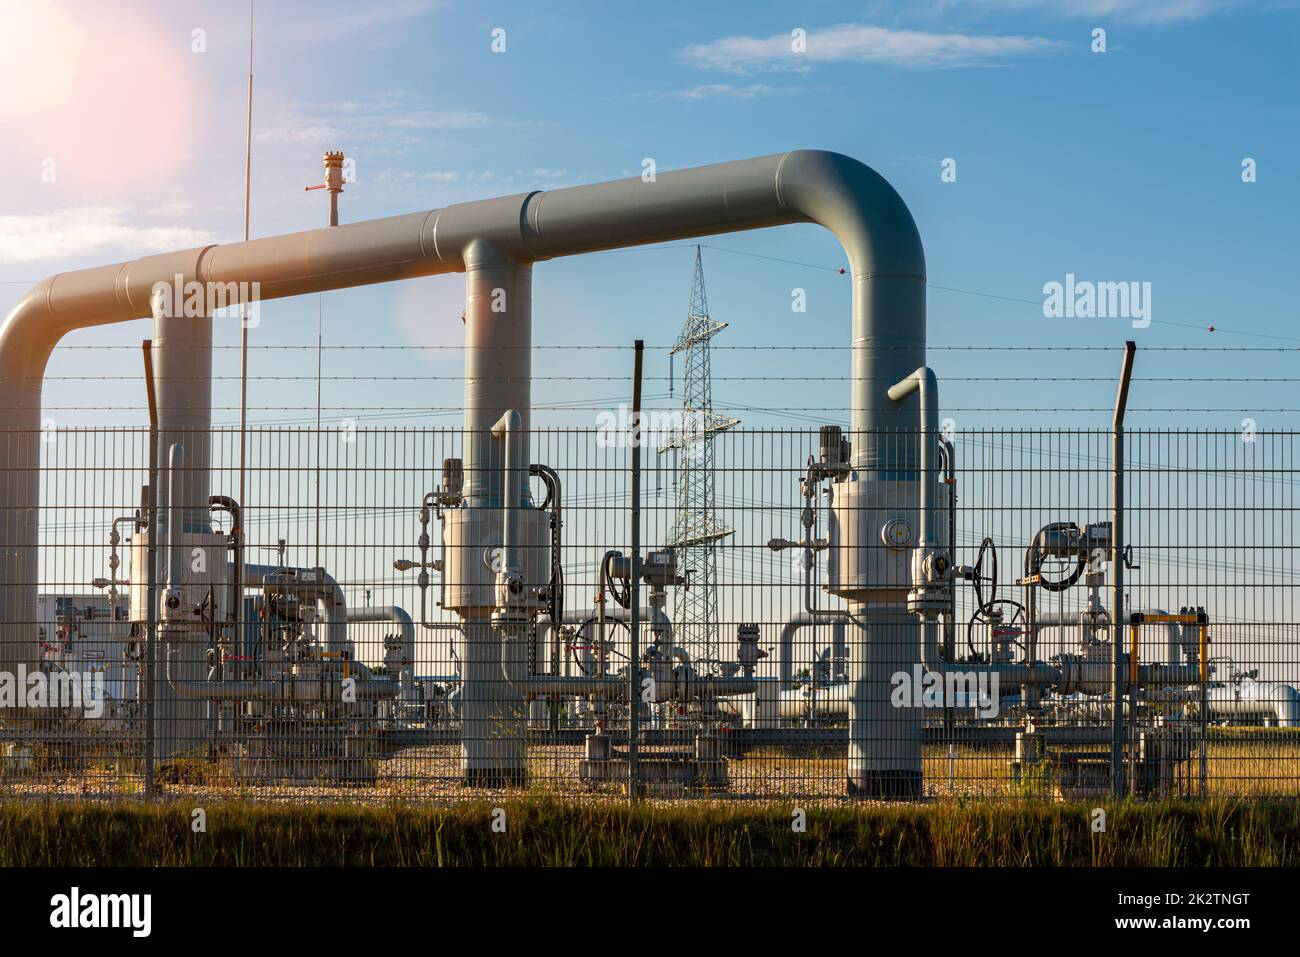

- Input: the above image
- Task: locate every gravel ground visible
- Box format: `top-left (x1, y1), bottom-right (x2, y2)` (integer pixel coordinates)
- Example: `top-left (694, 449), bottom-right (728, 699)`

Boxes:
top-left (5, 740), bottom-right (1289, 804)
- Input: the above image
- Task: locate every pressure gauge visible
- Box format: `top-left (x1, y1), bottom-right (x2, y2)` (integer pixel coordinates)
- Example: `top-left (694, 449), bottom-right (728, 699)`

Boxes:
top-left (882, 518), bottom-right (913, 548)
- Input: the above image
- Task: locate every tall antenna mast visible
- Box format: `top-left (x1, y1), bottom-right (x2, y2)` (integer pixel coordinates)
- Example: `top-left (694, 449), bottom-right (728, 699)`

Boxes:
top-left (314, 295), bottom-right (322, 569)
top-left (237, 0), bottom-right (254, 560)
top-left (659, 246), bottom-right (738, 669)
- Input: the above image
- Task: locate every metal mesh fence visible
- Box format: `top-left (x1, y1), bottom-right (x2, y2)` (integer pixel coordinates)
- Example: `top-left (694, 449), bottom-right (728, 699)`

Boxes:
top-left (3, 423), bottom-right (1296, 803)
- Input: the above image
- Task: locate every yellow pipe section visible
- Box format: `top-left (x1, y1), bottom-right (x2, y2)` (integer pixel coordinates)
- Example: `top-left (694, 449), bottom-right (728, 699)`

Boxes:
top-left (1129, 623), bottom-right (1139, 688)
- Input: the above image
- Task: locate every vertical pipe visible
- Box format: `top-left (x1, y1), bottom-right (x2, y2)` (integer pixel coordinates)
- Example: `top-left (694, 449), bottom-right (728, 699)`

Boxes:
top-left (628, 340), bottom-right (644, 799)
top-left (943, 440), bottom-right (956, 668)
top-left (1199, 622), bottom-right (1209, 797)
top-left (1111, 340), bottom-right (1136, 798)
top-left (462, 240), bottom-right (532, 508)
top-left (458, 240), bottom-right (530, 786)
top-left (142, 341), bottom-right (158, 798)
top-left (151, 298), bottom-right (213, 536)
top-left (150, 290), bottom-right (213, 762)
top-left (491, 411), bottom-right (523, 575)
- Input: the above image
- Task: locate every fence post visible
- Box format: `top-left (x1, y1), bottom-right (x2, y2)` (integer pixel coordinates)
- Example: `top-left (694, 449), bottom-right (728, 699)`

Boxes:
top-left (1110, 341), bottom-right (1136, 799)
top-left (628, 340), bottom-right (643, 801)
top-left (1199, 619), bottom-right (1209, 798)
top-left (141, 341), bottom-right (159, 800)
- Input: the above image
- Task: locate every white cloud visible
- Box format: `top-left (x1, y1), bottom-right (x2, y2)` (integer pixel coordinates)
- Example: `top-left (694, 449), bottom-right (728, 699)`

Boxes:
top-left (661, 83), bottom-right (781, 100)
top-left (374, 168), bottom-right (569, 188)
top-left (936, 0), bottom-right (1239, 23)
top-left (300, 0), bottom-right (440, 41)
top-left (387, 110), bottom-right (492, 130)
top-left (0, 206), bottom-right (222, 266)
top-left (257, 94), bottom-right (493, 148)
top-left (376, 169), bottom-right (475, 183)
top-left (681, 23), bottom-right (1066, 72)
top-left (256, 124), bottom-right (348, 145)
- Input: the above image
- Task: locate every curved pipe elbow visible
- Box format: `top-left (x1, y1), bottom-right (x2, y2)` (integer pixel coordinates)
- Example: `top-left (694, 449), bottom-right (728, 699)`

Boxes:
top-left (886, 366), bottom-right (937, 404)
top-left (774, 150), bottom-right (925, 281)
top-left (778, 613), bottom-right (846, 690)
top-left (244, 563), bottom-right (349, 655)
top-left (499, 624), bottom-right (624, 699)
top-left (348, 605), bottom-right (416, 686)
top-left (889, 366), bottom-right (941, 547)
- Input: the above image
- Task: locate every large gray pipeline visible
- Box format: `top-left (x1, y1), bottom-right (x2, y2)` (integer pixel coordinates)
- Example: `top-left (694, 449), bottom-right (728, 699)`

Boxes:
top-left (0, 149), bottom-right (924, 670)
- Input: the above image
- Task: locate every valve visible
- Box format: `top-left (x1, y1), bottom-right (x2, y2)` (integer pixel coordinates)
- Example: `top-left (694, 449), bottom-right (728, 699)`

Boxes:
top-left (907, 546), bottom-right (953, 616)
top-left (736, 623), bottom-right (767, 676)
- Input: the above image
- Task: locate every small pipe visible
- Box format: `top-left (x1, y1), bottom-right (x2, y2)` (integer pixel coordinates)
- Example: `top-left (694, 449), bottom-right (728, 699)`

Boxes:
top-left (411, 491), bottom-right (447, 631)
top-left (490, 410), bottom-right (524, 580)
top-left (209, 495), bottom-right (243, 625)
top-left (942, 439), bottom-right (956, 664)
top-left (529, 463), bottom-right (564, 630)
top-left (888, 368), bottom-right (946, 681)
top-left (347, 605), bottom-right (415, 691)
top-left (596, 550), bottom-right (620, 673)
top-left (681, 675), bottom-right (758, 698)
top-left (799, 463), bottom-right (847, 623)
top-left (921, 617), bottom-right (943, 673)
top-left (886, 367), bottom-right (939, 548)
top-left (104, 514), bottom-right (136, 647)
top-left (778, 613), bottom-right (846, 690)
top-left (162, 443), bottom-right (186, 620)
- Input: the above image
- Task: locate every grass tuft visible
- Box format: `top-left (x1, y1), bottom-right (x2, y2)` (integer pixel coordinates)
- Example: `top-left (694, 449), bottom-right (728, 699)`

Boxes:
top-left (0, 797), bottom-right (1297, 866)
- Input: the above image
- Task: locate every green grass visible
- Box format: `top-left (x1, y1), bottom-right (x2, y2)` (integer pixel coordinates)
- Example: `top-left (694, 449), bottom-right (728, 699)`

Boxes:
top-left (1, 797), bottom-right (1297, 866)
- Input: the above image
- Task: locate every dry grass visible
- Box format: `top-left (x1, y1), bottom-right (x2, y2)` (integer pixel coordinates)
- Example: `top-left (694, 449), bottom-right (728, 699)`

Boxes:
top-left (0, 794), bottom-right (1296, 866)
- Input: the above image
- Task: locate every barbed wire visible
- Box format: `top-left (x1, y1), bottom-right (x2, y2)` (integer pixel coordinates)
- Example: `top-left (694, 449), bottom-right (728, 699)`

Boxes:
top-left (38, 343), bottom-right (1300, 352)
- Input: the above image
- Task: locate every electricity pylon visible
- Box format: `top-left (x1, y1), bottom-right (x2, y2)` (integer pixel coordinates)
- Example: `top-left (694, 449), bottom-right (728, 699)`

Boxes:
top-left (660, 246), bottom-right (738, 670)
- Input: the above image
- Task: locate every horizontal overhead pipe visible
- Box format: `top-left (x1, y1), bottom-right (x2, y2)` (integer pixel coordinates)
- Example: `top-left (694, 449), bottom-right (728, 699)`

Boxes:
top-left (0, 151), bottom-right (925, 798)
top-left (0, 150), bottom-right (924, 670)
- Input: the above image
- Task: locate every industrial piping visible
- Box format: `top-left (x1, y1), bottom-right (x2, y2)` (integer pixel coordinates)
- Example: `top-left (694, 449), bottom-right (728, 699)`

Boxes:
top-left (243, 563), bottom-right (349, 656)
top-left (779, 614), bottom-right (847, 690)
top-left (347, 605), bottom-right (416, 691)
top-left (0, 149), bottom-right (926, 794)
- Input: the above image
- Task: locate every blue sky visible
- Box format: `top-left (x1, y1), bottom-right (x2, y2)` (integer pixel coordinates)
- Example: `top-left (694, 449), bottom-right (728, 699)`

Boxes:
top-left (2, 0), bottom-right (1298, 434)
top-left (4, 0), bottom-right (1297, 670)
